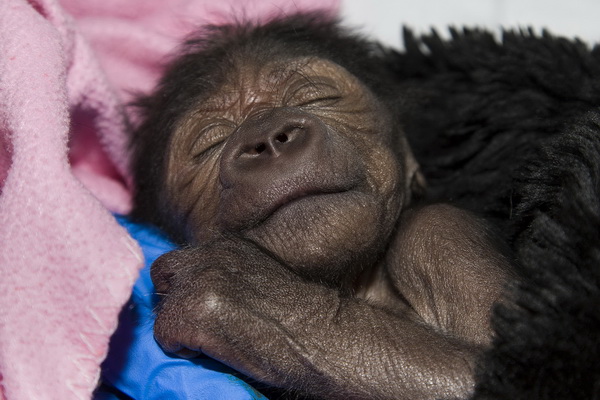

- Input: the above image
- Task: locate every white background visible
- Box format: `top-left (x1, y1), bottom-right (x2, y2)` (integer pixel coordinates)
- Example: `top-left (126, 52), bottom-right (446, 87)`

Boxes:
top-left (341, 0), bottom-right (600, 47)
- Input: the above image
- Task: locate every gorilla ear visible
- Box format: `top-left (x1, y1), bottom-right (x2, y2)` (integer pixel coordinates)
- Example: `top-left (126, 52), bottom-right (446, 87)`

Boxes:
top-left (402, 139), bottom-right (426, 204)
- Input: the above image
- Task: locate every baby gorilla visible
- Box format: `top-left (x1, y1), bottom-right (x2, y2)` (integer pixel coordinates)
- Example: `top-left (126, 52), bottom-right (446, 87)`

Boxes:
top-left (130, 13), bottom-right (513, 400)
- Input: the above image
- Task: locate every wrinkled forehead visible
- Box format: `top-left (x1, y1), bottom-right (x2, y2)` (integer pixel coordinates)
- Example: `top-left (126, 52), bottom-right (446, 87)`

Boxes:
top-left (201, 56), bottom-right (365, 108)
top-left (224, 56), bottom-right (354, 85)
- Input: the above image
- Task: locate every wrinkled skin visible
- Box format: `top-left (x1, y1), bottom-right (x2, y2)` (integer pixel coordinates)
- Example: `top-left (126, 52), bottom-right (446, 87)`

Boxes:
top-left (164, 58), bottom-right (411, 287)
top-left (134, 18), bottom-right (514, 400)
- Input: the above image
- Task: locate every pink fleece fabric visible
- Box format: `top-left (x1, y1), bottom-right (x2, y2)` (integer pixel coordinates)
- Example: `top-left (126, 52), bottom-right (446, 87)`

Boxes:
top-left (0, 1), bottom-right (339, 399)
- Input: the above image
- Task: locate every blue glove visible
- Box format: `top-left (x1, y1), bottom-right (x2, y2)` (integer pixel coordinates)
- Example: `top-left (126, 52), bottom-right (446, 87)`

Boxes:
top-left (99, 215), bottom-right (268, 400)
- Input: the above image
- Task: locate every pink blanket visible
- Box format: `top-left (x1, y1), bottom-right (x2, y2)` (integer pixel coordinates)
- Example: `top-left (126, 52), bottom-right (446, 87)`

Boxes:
top-left (0, 1), bottom-right (338, 399)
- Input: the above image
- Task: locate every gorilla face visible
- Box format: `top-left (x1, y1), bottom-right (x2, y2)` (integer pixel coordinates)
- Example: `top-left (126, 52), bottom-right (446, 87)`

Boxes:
top-left (164, 58), bottom-right (412, 283)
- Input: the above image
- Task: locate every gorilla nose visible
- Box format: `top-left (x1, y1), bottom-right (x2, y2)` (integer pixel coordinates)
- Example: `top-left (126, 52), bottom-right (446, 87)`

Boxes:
top-left (241, 124), bottom-right (303, 158)
top-left (220, 107), bottom-right (328, 187)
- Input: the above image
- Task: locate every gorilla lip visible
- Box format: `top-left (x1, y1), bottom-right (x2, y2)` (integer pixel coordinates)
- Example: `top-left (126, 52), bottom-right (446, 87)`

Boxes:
top-left (219, 151), bottom-right (366, 233)
top-left (238, 178), bottom-right (360, 231)
top-left (267, 187), bottom-right (352, 218)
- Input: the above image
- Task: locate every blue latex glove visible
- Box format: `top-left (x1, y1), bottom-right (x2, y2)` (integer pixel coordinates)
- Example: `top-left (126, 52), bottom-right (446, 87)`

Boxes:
top-left (98, 215), bottom-right (268, 400)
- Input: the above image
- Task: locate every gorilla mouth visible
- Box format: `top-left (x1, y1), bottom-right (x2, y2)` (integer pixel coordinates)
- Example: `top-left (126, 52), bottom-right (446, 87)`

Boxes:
top-left (267, 187), bottom-right (353, 219)
top-left (219, 148), bottom-right (367, 233)
top-left (218, 173), bottom-right (365, 235)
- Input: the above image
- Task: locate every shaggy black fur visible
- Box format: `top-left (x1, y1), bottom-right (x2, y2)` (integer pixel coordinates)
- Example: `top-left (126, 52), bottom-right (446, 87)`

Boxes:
top-left (392, 28), bottom-right (600, 399)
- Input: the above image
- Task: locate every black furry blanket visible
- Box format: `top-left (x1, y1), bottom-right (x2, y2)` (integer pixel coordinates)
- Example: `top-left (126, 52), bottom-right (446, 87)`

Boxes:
top-left (393, 28), bottom-right (600, 399)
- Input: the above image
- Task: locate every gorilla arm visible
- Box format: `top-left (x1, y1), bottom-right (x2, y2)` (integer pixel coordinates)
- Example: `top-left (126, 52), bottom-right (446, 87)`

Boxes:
top-left (386, 204), bottom-right (514, 346)
top-left (151, 219), bottom-right (494, 400)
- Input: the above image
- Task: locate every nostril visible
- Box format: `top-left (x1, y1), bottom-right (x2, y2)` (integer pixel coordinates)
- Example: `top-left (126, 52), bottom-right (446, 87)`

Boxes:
top-left (276, 133), bottom-right (288, 143)
top-left (238, 124), bottom-right (307, 158)
top-left (248, 130), bottom-right (292, 156)
top-left (254, 143), bottom-right (267, 154)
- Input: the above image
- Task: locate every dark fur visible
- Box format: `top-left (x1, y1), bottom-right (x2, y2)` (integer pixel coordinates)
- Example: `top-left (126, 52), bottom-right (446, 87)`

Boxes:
top-left (394, 28), bottom-right (600, 399)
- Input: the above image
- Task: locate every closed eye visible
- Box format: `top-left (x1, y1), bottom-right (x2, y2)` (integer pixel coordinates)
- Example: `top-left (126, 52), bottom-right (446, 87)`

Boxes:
top-left (297, 95), bottom-right (343, 108)
top-left (285, 75), bottom-right (343, 108)
top-left (191, 122), bottom-right (234, 159)
top-left (193, 139), bottom-right (226, 160)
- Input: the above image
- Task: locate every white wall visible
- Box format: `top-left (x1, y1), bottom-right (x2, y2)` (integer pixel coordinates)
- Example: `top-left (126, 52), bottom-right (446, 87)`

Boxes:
top-left (340, 0), bottom-right (600, 47)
